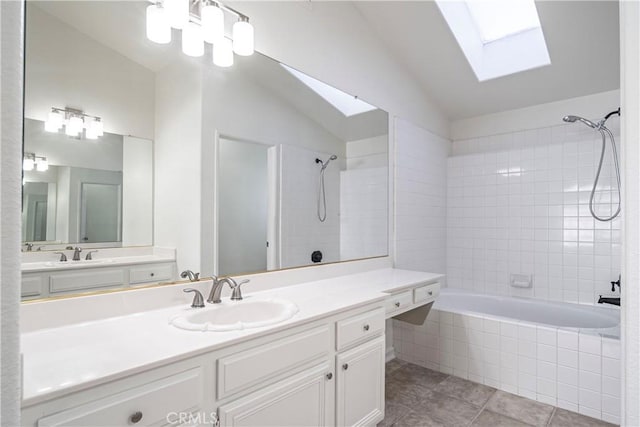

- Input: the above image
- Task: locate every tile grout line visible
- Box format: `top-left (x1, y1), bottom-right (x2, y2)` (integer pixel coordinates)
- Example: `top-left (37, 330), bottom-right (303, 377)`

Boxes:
top-left (467, 389), bottom-right (496, 426)
top-left (546, 407), bottom-right (557, 427)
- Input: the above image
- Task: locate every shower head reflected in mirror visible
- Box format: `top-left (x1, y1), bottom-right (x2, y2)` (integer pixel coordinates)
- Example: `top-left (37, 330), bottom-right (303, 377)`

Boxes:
top-left (315, 154), bottom-right (338, 171)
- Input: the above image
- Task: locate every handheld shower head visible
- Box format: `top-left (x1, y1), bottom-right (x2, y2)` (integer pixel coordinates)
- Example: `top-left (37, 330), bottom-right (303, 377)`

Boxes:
top-left (316, 155), bottom-right (338, 170)
top-left (563, 115), bottom-right (599, 129)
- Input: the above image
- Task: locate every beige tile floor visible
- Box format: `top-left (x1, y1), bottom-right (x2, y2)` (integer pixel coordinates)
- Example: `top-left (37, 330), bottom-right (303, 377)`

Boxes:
top-left (380, 359), bottom-right (617, 427)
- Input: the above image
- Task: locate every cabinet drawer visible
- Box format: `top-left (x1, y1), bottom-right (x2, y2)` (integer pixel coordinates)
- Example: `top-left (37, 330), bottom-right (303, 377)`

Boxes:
top-left (49, 269), bottom-right (125, 293)
top-left (385, 290), bottom-right (413, 315)
top-left (218, 326), bottom-right (330, 399)
top-left (129, 263), bottom-right (174, 284)
top-left (22, 274), bottom-right (43, 297)
top-left (414, 283), bottom-right (440, 304)
top-left (37, 368), bottom-right (203, 426)
top-left (336, 308), bottom-right (385, 351)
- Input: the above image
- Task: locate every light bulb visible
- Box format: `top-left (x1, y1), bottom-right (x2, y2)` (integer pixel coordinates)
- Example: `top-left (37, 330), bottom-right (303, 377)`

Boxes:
top-left (66, 116), bottom-right (83, 136)
top-left (45, 110), bottom-right (64, 132)
top-left (213, 37), bottom-right (234, 67)
top-left (23, 157), bottom-right (34, 171)
top-left (201, 3), bottom-right (224, 44)
top-left (232, 20), bottom-right (254, 56)
top-left (146, 4), bottom-right (171, 44)
top-left (182, 21), bottom-right (204, 57)
top-left (36, 157), bottom-right (48, 172)
top-left (87, 118), bottom-right (103, 139)
top-left (165, 0), bottom-right (189, 29)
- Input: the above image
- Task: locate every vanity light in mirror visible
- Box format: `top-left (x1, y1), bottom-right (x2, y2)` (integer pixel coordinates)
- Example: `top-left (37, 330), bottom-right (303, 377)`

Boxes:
top-left (65, 115), bottom-right (83, 137)
top-left (22, 153), bottom-right (35, 171)
top-left (202, 3), bottom-right (224, 43)
top-left (213, 38), bottom-right (234, 67)
top-left (182, 21), bottom-right (205, 57)
top-left (146, 3), bottom-right (171, 44)
top-left (44, 109), bottom-right (64, 133)
top-left (35, 157), bottom-right (48, 172)
top-left (85, 118), bottom-right (104, 140)
top-left (232, 17), bottom-right (254, 56)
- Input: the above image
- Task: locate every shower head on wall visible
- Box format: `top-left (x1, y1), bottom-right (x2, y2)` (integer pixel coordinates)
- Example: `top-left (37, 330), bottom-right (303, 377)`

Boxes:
top-left (563, 115), bottom-right (599, 129)
top-left (315, 154), bottom-right (338, 171)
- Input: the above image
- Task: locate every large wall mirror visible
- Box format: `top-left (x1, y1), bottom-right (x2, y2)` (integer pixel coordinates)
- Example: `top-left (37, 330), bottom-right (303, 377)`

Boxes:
top-left (23, 0), bottom-right (389, 288)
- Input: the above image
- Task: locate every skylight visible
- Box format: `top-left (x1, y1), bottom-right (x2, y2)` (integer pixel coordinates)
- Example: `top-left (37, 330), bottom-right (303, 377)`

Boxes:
top-left (436, 0), bottom-right (551, 81)
top-left (466, 0), bottom-right (542, 44)
top-left (281, 64), bottom-right (377, 117)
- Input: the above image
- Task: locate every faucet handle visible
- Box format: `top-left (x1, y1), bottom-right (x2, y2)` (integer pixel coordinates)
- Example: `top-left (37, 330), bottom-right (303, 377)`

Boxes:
top-left (54, 252), bottom-right (68, 262)
top-left (85, 250), bottom-right (98, 260)
top-left (231, 279), bottom-right (250, 301)
top-left (184, 288), bottom-right (205, 308)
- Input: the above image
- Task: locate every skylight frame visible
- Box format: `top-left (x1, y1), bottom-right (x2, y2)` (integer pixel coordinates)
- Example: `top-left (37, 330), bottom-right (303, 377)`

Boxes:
top-left (280, 64), bottom-right (377, 117)
top-left (465, 0), bottom-right (543, 45)
top-left (435, 0), bottom-right (551, 81)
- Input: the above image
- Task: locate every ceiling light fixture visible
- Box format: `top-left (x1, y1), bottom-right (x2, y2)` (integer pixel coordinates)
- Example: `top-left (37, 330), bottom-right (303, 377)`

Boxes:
top-left (146, 0), bottom-right (254, 67)
top-left (44, 107), bottom-right (104, 140)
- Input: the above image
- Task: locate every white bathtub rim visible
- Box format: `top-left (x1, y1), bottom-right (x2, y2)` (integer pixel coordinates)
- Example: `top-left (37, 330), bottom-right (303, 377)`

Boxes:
top-left (433, 288), bottom-right (620, 340)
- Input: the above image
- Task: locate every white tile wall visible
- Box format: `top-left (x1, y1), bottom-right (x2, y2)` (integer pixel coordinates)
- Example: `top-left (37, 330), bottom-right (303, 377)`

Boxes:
top-left (394, 118), bottom-right (450, 272)
top-left (280, 145), bottom-right (340, 268)
top-left (340, 166), bottom-right (387, 260)
top-left (394, 309), bottom-right (621, 423)
top-left (447, 122), bottom-right (622, 304)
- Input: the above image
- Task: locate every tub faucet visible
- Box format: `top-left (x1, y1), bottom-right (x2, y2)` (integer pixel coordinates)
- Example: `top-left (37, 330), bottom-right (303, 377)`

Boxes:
top-left (598, 296), bottom-right (620, 306)
top-left (24, 243), bottom-right (33, 252)
top-left (72, 247), bottom-right (82, 261)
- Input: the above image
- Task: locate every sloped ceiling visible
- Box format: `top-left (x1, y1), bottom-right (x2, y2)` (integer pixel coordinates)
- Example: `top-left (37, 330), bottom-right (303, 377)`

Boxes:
top-left (354, 1), bottom-right (620, 119)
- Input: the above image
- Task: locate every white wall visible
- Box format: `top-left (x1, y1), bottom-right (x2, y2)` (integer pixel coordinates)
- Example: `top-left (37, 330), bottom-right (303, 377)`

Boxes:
top-left (24, 5), bottom-right (154, 139)
top-left (226, 1), bottom-right (449, 139)
top-left (1, 0), bottom-right (24, 423)
top-left (394, 118), bottom-right (450, 273)
top-left (451, 90), bottom-right (620, 141)
top-left (154, 59), bottom-right (203, 273)
top-left (620, 3), bottom-right (640, 425)
top-left (122, 136), bottom-right (153, 247)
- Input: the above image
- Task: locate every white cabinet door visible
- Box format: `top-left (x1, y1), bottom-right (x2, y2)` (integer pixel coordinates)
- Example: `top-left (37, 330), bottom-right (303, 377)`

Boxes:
top-left (336, 336), bottom-right (385, 427)
top-left (218, 363), bottom-right (334, 427)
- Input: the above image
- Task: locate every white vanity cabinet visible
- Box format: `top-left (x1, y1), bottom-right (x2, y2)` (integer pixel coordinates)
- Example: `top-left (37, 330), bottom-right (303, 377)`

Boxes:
top-left (21, 356), bottom-right (213, 427)
top-left (21, 261), bottom-right (176, 299)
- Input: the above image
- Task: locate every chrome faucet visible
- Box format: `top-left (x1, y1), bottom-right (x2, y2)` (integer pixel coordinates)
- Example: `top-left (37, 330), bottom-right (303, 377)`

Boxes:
top-left (180, 270), bottom-right (200, 282)
top-left (24, 243), bottom-right (34, 252)
top-left (598, 275), bottom-right (621, 306)
top-left (207, 276), bottom-right (250, 303)
top-left (72, 247), bottom-right (82, 261)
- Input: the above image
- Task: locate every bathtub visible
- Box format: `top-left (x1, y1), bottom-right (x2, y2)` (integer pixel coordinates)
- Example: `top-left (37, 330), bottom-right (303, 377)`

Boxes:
top-left (433, 288), bottom-right (620, 330)
top-left (393, 288), bottom-right (621, 424)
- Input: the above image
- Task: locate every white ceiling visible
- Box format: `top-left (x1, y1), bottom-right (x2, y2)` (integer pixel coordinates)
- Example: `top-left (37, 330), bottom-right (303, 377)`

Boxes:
top-left (32, 0), bottom-right (620, 121)
top-left (354, 1), bottom-right (620, 119)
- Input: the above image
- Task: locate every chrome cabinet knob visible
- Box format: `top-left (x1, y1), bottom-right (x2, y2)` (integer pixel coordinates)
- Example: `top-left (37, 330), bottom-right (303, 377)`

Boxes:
top-left (428, 291), bottom-right (433, 296)
top-left (395, 302), bottom-right (400, 308)
top-left (129, 411), bottom-right (143, 424)
top-left (326, 372), bottom-right (333, 380)
top-left (342, 363), bottom-right (349, 370)
top-left (363, 324), bottom-right (370, 331)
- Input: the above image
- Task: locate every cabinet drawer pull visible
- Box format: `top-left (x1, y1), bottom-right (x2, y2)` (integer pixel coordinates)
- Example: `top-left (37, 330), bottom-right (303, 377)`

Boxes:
top-left (342, 363), bottom-right (349, 370)
top-left (326, 372), bottom-right (333, 380)
top-left (150, 272), bottom-right (155, 277)
top-left (428, 291), bottom-right (433, 296)
top-left (394, 302), bottom-right (400, 308)
top-left (363, 324), bottom-right (370, 331)
top-left (129, 411), bottom-right (143, 424)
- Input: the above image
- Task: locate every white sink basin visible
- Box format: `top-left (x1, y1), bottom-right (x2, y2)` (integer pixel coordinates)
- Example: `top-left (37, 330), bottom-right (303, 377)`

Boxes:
top-left (169, 298), bottom-right (299, 332)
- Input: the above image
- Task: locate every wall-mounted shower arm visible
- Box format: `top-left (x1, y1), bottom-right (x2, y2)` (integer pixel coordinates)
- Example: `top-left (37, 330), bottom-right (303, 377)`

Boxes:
top-left (604, 108), bottom-right (621, 121)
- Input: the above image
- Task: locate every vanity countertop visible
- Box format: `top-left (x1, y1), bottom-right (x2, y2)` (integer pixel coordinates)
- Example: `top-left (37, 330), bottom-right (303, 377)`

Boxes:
top-left (21, 268), bottom-right (443, 406)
